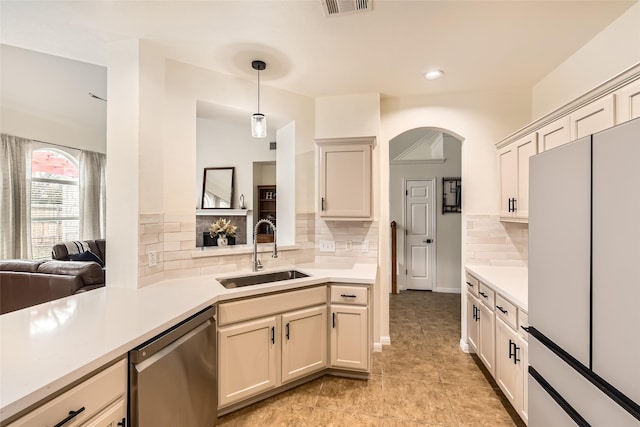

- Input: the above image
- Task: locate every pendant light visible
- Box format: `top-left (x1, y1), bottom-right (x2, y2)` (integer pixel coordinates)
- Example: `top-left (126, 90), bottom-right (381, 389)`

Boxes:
top-left (251, 60), bottom-right (267, 138)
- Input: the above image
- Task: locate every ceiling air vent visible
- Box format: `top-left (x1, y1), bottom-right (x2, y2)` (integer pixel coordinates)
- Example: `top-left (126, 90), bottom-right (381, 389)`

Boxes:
top-left (322, 0), bottom-right (372, 17)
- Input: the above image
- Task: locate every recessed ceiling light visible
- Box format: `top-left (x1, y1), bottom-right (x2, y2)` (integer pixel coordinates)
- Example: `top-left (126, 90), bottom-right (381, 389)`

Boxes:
top-left (424, 70), bottom-right (444, 80)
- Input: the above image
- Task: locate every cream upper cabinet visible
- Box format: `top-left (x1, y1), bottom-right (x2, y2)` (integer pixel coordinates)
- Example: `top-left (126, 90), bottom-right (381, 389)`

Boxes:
top-left (569, 94), bottom-right (615, 140)
top-left (317, 137), bottom-right (374, 220)
top-left (537, 116), bottom-right (570, 152)
top-left (499, 133), bottom-right (537, 222)
top-left (615, 78), bottom-right (640, 124)
top-left (218, 316), bottom-right (278, 407)
top-left (281, 305), bottom-right (327, 383)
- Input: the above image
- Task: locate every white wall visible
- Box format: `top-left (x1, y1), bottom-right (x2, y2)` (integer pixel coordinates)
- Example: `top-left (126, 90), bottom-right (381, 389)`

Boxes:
top-left (0, 44), bottom-right (107, 153)
top-left (390, 134), bottom-right (462, 292)
top-left (196, 117), bottom-right (276, 210)
top-left (532, 2), bottom-right (640, 119)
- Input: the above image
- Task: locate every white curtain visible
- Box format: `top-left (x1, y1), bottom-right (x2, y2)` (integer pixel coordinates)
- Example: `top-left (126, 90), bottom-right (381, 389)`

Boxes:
top-left (79, 150), bottom-right (106, 240)
top-left (0, 134), bottom-right (32, 259)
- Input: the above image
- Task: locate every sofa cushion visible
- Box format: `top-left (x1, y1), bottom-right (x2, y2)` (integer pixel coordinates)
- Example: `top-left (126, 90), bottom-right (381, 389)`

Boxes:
top-left (0, 272), bottom-right (81, 314)
top-left (0, 260), bottom-right (45, 272)
top-left (37, 261), bottom-right (104, 286)
top-left (52, 239), bottom-right (106, 265)
top-left (69, 250), bottom-right (104, 268)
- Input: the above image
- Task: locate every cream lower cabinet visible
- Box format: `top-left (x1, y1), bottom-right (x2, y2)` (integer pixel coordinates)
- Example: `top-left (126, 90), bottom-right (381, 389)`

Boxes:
top-left (218, 306), bottom-right (327, 408)
top-left (495, 316), bottom-right (528, 425)
top-left (477, 301), bottom-right (496, 377)
top-left (217, 286), bottom-right (328, 408)
top-left (281, 306), bottom-right (327, 382)
top-left (466, 291), bottom-right (480, 352)
top-left (218, 316), bottom-right (279, 407)
top-left (330, 284), bottom-right (370, 371)
top-left (8, 358), bottom-right (127, 427)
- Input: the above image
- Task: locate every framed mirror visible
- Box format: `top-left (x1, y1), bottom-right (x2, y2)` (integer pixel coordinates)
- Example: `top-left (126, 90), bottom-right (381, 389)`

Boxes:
top-left (201, 167), bottom-right (234, 208)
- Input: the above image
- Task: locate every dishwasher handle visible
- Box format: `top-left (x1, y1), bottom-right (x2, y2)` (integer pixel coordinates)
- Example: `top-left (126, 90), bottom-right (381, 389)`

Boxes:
top-left (130, 306), bottom-right (216, 364)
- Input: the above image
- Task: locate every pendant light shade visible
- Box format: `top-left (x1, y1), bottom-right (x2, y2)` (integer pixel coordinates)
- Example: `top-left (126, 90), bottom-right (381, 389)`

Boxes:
top-left (251, 113), bottom-right (267, 138)
top-left (251, 60), bottom-right (267, 139)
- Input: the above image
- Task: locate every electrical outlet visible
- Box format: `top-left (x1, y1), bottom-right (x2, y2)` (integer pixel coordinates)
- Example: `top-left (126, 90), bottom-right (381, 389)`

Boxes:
top-left (148, 251), bottom-right (157, 267)
top-left (319, 240), bottom-right (336, 253)
top-left (346, 240), bottom-right (353, 251)
top-left (361, 240), bottom-right (369, 253)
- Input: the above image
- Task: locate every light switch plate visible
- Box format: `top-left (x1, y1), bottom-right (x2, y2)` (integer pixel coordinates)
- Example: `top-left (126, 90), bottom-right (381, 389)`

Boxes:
top-left (148, 251), bottom-right (157, 267)
top-left (362, 240), bottom-right (369, 253)
top-left (346, 240), bottom-right (353, 251)
top-left (320, 240), bottom-right (336, 253)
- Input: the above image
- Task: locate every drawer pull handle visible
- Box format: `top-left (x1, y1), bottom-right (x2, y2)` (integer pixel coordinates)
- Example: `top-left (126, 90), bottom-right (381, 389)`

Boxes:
top-left (496, 305), bottom-right (508, 314)
top-left (466, 281), bottom-right (474, 288)
top-left (271, 326), bottom-right (275, 344)
top-left (286, 322), bottom-right (290, 340)
top-left (321, 197), bottom-right (326, 211)
top-left (118, 418), bottom-right (126, 427)
top-left (340, 294), bottom-right (357, 298)
top-left (479, 291), bottom-right (488, 298)
top-left (54, 406), bottom-right (85, 427)
top-left (332, 312), bottom-right (336, 328)
top-left (521, 325), bottom-right (530, 333)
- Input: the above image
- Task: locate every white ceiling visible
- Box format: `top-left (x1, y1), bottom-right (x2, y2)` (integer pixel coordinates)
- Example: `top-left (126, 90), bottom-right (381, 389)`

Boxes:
top-left (0, 1), bottom-right (636, 99)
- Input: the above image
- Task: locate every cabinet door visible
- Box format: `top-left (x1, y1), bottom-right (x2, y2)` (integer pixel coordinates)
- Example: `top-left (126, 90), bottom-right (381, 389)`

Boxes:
top-left (218, 316), bottom-right (278, 407)
top-left (514, 133), bottom-right (537, 219)
top-left (615, 79), bottom-right (640, 124)
top-left (499, 133), bottom-right (537, 221)
top-left (330, 305), bottom-right (368, 371)
top-left (281, 305), bottom-right (327, 383)
top-left (478, 302), bottom-right (495, 377)
top-left (319, 142), bottom-right (372, 219)
top-left (466, 292), bottom-right (479, 352)
top-left (498, 144), bottom-right (517, 218)
top-left (569, 94), bottom-right (615, 141)
top-left (495, 317), bottom-right (520, 410)
top-left (537, 116), bottom-right (570, 152)
top-left (81, 398), bottom-right (126, 427)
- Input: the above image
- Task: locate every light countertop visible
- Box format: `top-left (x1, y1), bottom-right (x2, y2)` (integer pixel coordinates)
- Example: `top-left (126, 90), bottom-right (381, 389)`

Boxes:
top-left (465, 265), bottom-right (528, 311)
top-left (0, 263), bottom-right (377, 423)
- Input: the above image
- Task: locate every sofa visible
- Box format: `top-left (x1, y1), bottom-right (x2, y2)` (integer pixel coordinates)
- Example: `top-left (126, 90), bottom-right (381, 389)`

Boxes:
top-left (0, 259), bottom-right (105, 315)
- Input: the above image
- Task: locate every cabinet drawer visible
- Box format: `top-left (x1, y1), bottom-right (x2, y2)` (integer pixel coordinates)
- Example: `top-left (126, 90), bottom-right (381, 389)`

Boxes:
top-left (465, 274), bottom-right (479, 297)
top-left (477, 282), bottom-right (495, 310)
top-left (330, 285), bottom-right (368, 305)
top-left (219, 286), bottom-right (327, 325)
top-left (495, 294), bottom-right (517, 330)
top-left (8, 358), bottom-right (126, 427)
top-left (518, 310), bottom-right (529, 340)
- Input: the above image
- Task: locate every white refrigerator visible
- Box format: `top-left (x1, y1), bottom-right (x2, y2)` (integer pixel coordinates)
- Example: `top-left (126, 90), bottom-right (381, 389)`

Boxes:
top-left (528, 117), bottom-right (640, 426)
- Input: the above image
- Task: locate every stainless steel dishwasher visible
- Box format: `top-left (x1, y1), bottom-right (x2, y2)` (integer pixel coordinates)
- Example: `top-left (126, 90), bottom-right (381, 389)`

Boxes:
top-left (129, 306), bottom-right (217, 427)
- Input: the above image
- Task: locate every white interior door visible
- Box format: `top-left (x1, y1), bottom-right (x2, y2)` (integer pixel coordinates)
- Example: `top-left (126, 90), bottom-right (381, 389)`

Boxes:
top-left (404, 179), bottom-right (436, 290)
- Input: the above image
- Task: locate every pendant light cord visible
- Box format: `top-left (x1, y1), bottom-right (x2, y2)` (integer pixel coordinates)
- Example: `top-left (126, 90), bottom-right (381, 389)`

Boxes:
top-left (257, 69), bottom-right (261, 114)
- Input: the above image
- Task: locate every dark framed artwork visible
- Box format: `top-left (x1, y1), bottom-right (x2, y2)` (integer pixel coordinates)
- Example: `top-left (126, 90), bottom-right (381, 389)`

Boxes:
top-left (442, 177), bottom-right (461, 214)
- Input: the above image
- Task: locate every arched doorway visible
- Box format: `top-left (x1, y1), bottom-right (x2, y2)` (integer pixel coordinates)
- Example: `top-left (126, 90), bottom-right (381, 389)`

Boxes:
top-left (389, 127), bottom-right (462, 293)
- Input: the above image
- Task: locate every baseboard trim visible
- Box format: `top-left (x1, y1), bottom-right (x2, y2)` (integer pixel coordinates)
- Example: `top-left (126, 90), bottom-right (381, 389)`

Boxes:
top-left (373, 342), bottom-right (382, 352)
top-left (381, 336), bottom-right (391, 346)
top-left (460, 338), bottom-right (472, 353)
top-left (435, 287), bottom-right (461, 294)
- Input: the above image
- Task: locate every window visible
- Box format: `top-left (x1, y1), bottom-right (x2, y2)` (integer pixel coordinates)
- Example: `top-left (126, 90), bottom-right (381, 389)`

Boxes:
top-left (31, 149), bottom-right (79, 259)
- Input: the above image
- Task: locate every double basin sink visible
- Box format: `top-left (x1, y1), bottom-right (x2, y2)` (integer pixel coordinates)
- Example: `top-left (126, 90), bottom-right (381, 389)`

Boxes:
top-left (218, 270), bottom-right (309, 289)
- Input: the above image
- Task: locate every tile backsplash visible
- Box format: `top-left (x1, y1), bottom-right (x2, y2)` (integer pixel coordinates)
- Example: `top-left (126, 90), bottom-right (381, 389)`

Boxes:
top-left (314, 218), bottom-right (378, 264)
top-left (465, 214), bottom-right (528, 267)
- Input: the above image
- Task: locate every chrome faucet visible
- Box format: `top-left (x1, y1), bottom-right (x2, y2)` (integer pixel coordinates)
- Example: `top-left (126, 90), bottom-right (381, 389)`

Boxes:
top-left (253, 218), bottom-right (278, 271)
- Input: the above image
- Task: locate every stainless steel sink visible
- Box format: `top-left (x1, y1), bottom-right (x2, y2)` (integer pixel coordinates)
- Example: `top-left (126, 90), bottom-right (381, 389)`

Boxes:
top-left (218, 270), bottom-right (309, 289)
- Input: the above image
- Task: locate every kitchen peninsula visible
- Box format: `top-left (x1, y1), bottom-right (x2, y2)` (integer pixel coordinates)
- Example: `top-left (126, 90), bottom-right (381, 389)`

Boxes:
top-left (0, 263), bottom-right (377, 425)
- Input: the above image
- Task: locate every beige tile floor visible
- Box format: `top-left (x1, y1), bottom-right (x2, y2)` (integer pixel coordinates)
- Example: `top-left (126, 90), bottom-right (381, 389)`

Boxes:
top-left (217, 291), bottom-right (526, 426)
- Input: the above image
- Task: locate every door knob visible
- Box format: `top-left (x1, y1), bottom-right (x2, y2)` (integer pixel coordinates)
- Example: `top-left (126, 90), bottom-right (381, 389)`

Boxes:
top-left (423, 239), bottom-right (433, 244)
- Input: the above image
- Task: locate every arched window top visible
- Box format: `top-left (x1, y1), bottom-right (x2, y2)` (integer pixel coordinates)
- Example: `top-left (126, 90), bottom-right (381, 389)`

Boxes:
top-left (32, 148), bottom-right (78, 181)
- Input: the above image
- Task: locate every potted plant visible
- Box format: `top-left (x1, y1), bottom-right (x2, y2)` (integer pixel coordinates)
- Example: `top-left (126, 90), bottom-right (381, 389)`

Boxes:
top-left (209, 218), bottom-right (237, 247)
